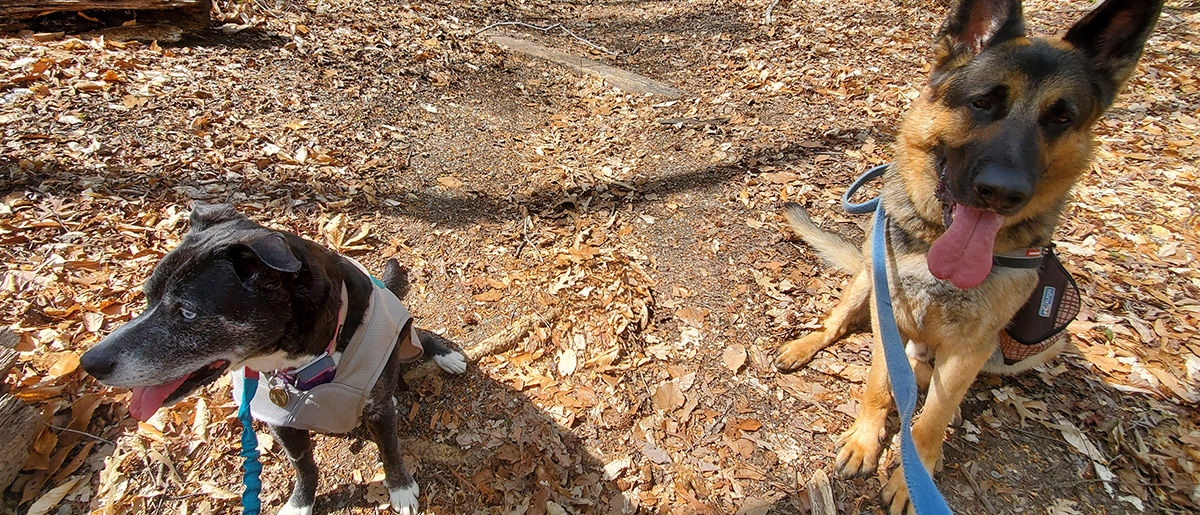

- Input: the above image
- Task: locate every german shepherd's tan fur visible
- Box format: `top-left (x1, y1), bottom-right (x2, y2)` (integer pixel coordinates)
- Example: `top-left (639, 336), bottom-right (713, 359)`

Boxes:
top-left (775, 0), bottom-right (1163, 512)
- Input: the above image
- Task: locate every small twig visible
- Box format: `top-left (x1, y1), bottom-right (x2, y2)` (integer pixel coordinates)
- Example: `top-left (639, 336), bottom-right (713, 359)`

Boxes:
top-left (1008, 426), bottom-right (1075, 449)
top-left (515, 216), bottom-right (540, 261)
top-left (44, 421), bottom-right (116, 447)
top-left (763, 0), bottom-right (781, 24)
top-left (475, 21), bottom-right (618, 56)
top-left (1056, 478), bottom-right (1200, 488)
top-left (168, 492), bottom-right (213, 501)
top-left (402, 309), bottom-right (561, 382)
top-left (961, 462), bottom-right (997, 513)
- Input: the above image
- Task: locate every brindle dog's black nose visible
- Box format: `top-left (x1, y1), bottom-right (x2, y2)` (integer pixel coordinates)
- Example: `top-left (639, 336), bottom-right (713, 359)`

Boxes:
top-left (80, 349), bottom-right (114, 380)
top-left (974, 164), bottom-right (1033, 214)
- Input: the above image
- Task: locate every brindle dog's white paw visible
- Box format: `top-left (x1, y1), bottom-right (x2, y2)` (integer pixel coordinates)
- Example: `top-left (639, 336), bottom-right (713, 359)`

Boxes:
top-left (278, 503), bottom-right (313, 515)
top-left (434, 350), bottom-right (467, 375)
top-left (390, 482), bottom-right (420, 514)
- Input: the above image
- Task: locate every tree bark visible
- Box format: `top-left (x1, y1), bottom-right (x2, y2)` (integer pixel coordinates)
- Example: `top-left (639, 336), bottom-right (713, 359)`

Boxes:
top-left (0, 396), bottom-right (38, 492)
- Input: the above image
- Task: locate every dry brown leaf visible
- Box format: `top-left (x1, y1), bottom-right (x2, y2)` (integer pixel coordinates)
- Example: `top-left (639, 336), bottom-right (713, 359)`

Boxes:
top-left (82, 311), bottom-right (104, 332)
top-left (48, 352), bottom-right (80, 379)
top-left (722, 343), bottom-right (747, 373)
top-left (23, 428), bottom-right (57, 470)
top-left (473, 289), bottom-right (505, 302)
top-left (735, 418), bottom-right (762, 432)
top-left (651, 381), bottom-right (685, 412)
top-left (13, 385), bottom-right (66, 402)
top-left (137, 422), bottom-right (164, 443)
top-left (26, 475), bottom-right (83, 515)
top-left (640, 442), bottom-right (671, 464)
top-left (436, 176), bottom-right (464, 189)
top-left (199, 481), bottom-right (238, 501)
top-left (557, 348), bottom-right (578, 376)
top-left (68, 394), bottom-right (104, 431)
top-left (675, 306), bottom-right (707, 328)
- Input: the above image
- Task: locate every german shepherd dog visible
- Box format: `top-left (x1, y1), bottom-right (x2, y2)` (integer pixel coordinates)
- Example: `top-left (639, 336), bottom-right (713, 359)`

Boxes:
top-left (774, 0), bottom-right (1163, 512)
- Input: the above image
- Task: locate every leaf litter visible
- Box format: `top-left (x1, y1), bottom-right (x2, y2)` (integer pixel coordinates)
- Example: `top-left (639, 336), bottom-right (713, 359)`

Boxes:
top-left (0, 0), bottom-right (1198, 513)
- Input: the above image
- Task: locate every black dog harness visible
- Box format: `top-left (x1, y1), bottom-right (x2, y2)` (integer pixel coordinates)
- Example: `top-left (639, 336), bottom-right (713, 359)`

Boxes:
top-left (998, 248), bottom-right (1080, 365)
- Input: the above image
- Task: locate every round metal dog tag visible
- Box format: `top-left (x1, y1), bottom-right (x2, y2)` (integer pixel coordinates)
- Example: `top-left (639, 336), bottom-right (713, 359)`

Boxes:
top-left (269, 386), bottom-right (289, 407)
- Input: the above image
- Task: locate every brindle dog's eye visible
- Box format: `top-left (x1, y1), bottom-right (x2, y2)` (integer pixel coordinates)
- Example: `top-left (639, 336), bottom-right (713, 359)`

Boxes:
top-left (180, 307), bottom-right (198, 321)
top-left (1052, 114), bottom-right (1072, 125)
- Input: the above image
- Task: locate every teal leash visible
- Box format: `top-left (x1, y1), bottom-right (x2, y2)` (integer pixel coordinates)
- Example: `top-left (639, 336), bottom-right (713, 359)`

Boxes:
top-left (238, 369), bottom-right (263, 515)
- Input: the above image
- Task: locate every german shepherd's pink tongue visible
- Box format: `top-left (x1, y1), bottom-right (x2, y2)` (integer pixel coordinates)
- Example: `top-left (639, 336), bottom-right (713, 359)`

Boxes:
top-left (927, 204), bottom-right (1004, 289)
top-left (129, 376), bottom-right (189, 422)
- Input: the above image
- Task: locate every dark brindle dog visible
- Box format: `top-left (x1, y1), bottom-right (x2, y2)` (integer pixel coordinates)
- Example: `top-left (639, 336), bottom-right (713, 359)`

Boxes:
top-left (81, 203), bottom-right (467, 515)
top-left (774, 0), bottom-right (1162, 512)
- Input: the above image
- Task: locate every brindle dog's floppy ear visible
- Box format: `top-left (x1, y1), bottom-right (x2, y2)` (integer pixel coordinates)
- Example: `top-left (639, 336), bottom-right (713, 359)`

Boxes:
top-left (932, 0), bottom-right (1025, 78)
top-left (245, 233), bottom-right (302, 273)
top-left (1063, 0), bottom-right (1164, 102)
top-left (188, 201), bottom-right (243, 232)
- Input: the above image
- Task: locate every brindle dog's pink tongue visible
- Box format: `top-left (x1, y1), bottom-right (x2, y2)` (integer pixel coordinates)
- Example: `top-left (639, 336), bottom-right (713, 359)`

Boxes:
top-left (927, 204), bottom-right (1005, 289)
top-left (129, 376), bottom-right (189, 421)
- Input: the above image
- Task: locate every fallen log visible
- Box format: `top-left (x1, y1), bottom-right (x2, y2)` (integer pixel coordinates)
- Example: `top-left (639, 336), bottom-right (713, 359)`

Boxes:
top-left (0, 396), bottom-right (39, 492)
top-left (0, 0), bottom-right (211, 28)
top-left (0, 330), bottom-right (38, 492)
top-left (486, 34), bottom-right (685, 98)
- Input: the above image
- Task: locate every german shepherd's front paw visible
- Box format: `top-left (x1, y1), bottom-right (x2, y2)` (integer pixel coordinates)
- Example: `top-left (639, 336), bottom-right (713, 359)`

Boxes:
top-left (881, 468), bottom-right (915, 515)
top-left (774, 333), bottom-right (827, 372)
top-left (834, 421), bottom-right (886, 477)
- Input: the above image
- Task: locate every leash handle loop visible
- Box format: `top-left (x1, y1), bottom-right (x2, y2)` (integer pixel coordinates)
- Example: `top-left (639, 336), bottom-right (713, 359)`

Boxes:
top-left (870, 204), bottom-right (953, 515)
top-left (238, 369), bottom-right (263, 515)
top-left (842, 163), bottom-right (888, 215)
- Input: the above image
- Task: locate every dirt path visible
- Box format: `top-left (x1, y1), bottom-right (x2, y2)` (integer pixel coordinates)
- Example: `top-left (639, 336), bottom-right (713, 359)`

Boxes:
top-left (1, 0), bottom-right (1198, 513)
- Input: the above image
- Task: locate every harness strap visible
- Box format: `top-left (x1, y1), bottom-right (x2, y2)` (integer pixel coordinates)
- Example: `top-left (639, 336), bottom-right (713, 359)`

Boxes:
top-left (992, 248), bottom-right (1044, 269)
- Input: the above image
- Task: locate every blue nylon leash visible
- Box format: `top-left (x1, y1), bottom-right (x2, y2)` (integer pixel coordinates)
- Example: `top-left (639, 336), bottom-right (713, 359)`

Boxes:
top-left (843, 164), bottom-right (953, 515)
top-left (238, 370), bottom-right (263, 515)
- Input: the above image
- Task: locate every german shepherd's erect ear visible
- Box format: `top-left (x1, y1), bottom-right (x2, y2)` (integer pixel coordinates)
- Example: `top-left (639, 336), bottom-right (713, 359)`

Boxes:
top-left (931, 0), bottom-right (1025, 81)
top-left (1064, 0), bottom-right (1165, 105)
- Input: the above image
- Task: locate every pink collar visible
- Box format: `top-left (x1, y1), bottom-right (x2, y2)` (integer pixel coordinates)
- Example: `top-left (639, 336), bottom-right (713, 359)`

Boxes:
top-left (325, 282), bottom-right (349, 354)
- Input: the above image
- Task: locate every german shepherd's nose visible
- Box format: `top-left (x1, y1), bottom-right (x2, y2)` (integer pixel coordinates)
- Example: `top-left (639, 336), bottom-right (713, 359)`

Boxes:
top-left (974, 164), bottom-right (1032, 214)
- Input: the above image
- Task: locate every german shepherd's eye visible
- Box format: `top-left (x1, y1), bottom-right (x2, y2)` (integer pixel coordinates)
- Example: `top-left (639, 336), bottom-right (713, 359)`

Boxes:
top-left (1046, 108), bottom-right (1074, 126)
top-left (1041, 101), bottom-right (1077, 134)
top-left (180, 307), bottom-right (198, 321)
top-left (970, 97), bottom-right (994, 111)
top-left (967, 89), bottom-right (1005, 120)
